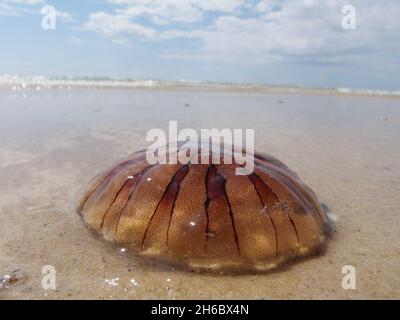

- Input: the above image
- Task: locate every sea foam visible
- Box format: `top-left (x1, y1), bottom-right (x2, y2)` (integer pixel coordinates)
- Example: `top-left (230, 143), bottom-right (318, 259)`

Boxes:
top-left (1, 74), bottom-right (399, 97)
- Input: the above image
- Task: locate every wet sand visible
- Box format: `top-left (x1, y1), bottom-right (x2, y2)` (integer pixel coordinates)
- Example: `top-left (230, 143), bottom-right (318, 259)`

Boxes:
top-left (0, 88), bottom-right (399, 299)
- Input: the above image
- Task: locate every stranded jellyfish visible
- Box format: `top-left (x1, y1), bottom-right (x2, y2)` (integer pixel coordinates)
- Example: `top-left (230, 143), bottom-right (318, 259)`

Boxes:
top-left (78, 143), bottom-right (330, 272)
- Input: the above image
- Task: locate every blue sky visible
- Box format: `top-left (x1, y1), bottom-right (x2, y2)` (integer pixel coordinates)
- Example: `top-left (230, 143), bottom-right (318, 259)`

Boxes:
top-left (0, 0), bottom-right (399, 90)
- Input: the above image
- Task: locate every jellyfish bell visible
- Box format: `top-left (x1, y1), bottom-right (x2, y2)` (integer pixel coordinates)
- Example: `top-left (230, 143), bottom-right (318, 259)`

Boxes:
top-left (77, 143), bottom-right (330, 272)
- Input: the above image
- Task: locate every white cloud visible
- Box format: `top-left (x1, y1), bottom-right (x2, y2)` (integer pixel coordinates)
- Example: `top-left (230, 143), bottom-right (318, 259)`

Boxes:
top-left (82, 0), bottom-right (400, 67)
top-left (164, 1), bottom-right (400, 64)
top-left (0, 0), bottom-right (42, 16)
top-left (0, 3), bottom-right (20, 16)
top-left (1, 0), bottom-right (75, 23)
top-left (84, 12), bottom-right (156, 38)
top-left (116, 2), bottom-right (203, 24)
top-left (107, 0), bottom-right (247, 24)
top-left (56, 10), bottom-right (76, 23)
top-left (109, 0), bottom-right (246, 15)
top-left (84, 0), bottom-right (247, 38)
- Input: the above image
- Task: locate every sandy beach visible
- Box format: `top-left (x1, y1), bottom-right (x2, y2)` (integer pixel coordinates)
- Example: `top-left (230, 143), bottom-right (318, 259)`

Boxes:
top-left (0, 87), bottom-right (399, 299)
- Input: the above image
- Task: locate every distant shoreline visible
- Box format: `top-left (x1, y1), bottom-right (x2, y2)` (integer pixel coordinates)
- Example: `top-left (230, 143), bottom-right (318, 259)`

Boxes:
top-left (1, 74), bottom-right (400, 98)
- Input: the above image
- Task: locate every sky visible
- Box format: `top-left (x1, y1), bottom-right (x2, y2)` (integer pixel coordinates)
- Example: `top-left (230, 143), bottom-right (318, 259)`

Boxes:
top-left (0, 0), bottom-right (399, 90)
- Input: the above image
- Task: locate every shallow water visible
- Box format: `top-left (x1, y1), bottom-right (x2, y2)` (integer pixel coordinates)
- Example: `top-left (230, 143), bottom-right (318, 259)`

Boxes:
top-left (0, 88), bottom-right (399, 299)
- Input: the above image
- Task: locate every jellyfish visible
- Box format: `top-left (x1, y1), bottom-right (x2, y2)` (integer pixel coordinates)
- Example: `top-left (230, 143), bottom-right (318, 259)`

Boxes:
top-left (77, 143), bottom-right (330, 272)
